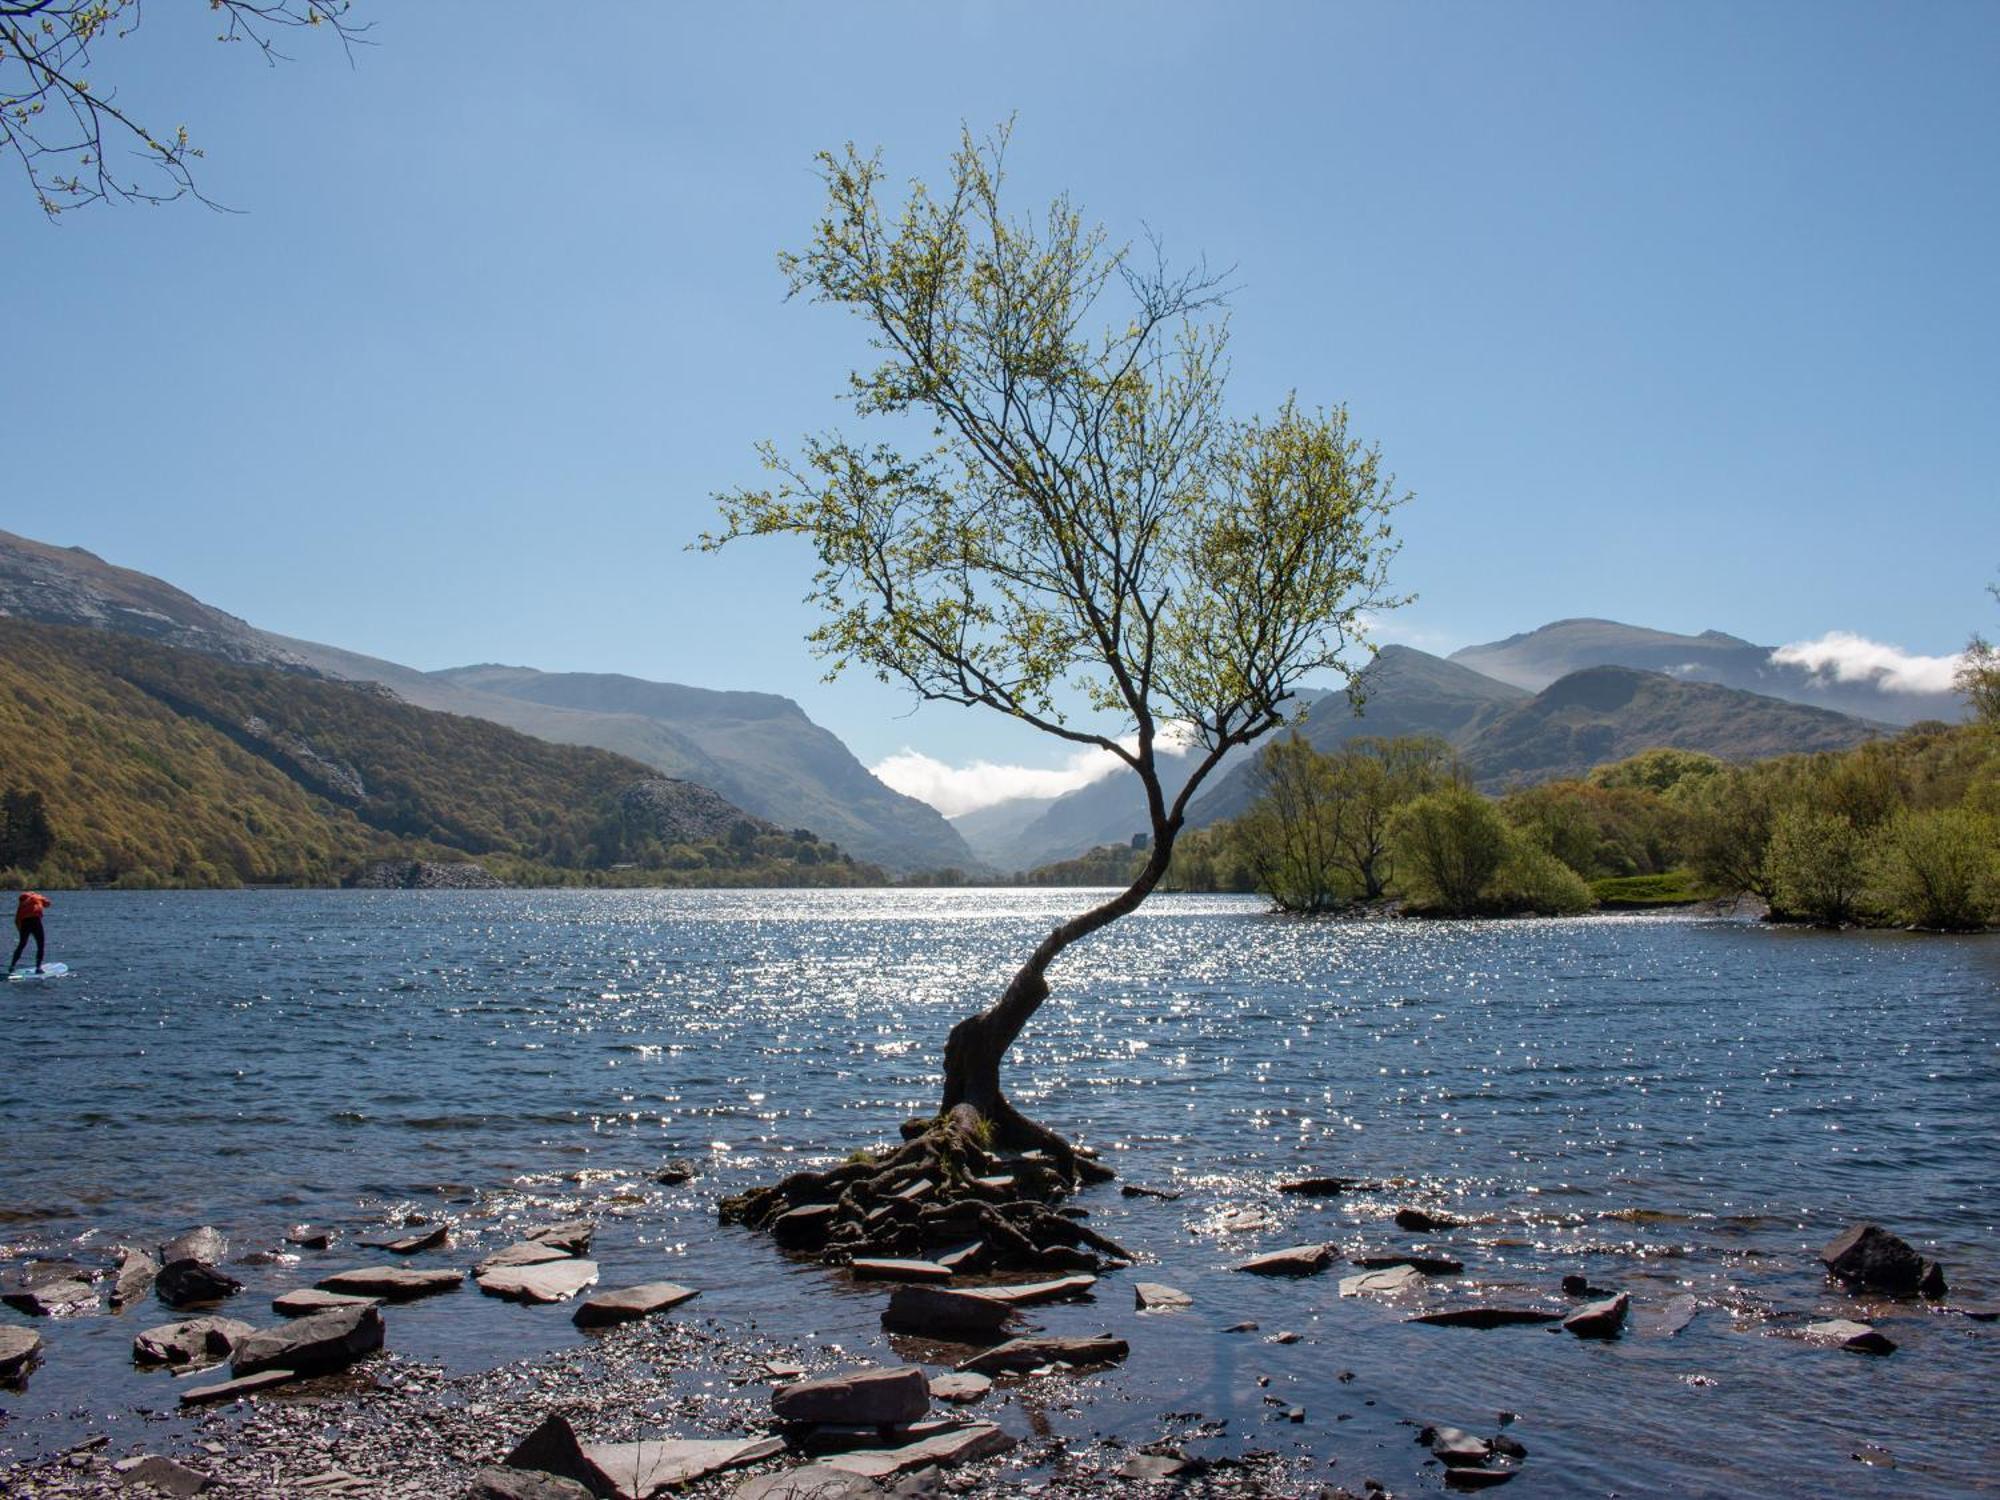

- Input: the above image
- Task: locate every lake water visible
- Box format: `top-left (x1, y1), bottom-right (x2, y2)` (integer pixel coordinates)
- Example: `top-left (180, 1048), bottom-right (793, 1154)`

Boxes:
top-left (2, 890), bottom-right (1996, 1494)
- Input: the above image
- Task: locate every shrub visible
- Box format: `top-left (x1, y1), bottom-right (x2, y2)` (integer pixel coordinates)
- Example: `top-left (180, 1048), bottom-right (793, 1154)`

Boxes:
top-left (1391, 789), bottom-right (1511, 915)
top-left (1766, 807), bottom-right (1869, 924)
top-left (1491, 839), bottom-right (1596, 915)
top-left (1869, 808), bottom-right (1998, 930)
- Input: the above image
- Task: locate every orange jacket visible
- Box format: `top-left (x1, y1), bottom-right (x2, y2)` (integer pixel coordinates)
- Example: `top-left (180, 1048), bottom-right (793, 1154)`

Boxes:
top-left (16, 892), bottom-right (48, 923)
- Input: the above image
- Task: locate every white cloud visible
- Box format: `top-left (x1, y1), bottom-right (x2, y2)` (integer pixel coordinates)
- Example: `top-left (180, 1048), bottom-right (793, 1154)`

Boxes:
top-left (873, 723), bottom-right (1198, 817)
top-left (1770, 632), bottom-right (1964, 695)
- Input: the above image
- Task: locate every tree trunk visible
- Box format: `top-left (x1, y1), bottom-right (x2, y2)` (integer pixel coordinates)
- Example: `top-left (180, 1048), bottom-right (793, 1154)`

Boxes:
top-left (939, 830), bottom-right (1178, 1176)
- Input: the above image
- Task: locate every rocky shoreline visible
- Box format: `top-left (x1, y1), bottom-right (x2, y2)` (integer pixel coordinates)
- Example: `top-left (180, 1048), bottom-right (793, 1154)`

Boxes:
top-left (2, 1137), bottom-right (1984, 1500)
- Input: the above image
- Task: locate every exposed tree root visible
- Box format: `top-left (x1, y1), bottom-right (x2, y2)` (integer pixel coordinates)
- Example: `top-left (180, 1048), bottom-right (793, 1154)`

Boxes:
top-left (719, 1103), bottom-right (1130, 1272)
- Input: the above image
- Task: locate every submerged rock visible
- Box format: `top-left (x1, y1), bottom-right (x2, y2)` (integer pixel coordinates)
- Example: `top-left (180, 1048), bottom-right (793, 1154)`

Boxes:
top-left (653, 1158), bottom-right (700, 1185)
top-left (1395, 1208), bottom-right (1457, 1233)
top-left (1341, 1266), bottom-right (1426, 1298)
top-left (1277, 1176), bottom-right (1365, 1196)
top-left (360, 1224), bottom-right (448, 1256)
top-left (1409, 1306), bottom-right (1563, 1329)
top-left (133, 1316), bottom-right (254, 1367)
top-left (285, 1226), bottom-right (335, 1250)
top-left (929, 1372), bottom-right (992, 1404)
top-left (156, 1259), bottom-right (243, 1309)
top-left (772, 1365), bottom-right (931, 1426)
top-left (1805, 1318), bottom-right (1897, 1355)
top-left (476, 1242), bottom-right (574, 1275)
top-left (957, 1335), bottom-right (1128, 1374)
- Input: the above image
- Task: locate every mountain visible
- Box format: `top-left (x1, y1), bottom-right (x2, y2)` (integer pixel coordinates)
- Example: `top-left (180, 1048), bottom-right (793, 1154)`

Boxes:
top-left (1454, 665), bottom-right (1886, 786)
top-left (425, 665), bottom-right (973, 875)
top-left (0, 619), bottom-right (877, 888)
top-left (1185, 646), bottom-right (1531, 827)
top-left (959, 646), bottom-right (1531, 872)
top-left (1451, 618), bottom-right (1962, 726)
top-left (0, 528), bottom-right (973, 874)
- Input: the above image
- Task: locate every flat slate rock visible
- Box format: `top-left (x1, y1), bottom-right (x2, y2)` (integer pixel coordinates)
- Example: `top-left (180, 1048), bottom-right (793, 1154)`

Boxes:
top-left (929, 1372), bottom-right (992, 1404)
top-left (273, 1288), bottom-right (381, 1318)
top-left (110, 1455), bottom-right (211, 1498)
top-left (3, 1278), bottom-right (98, 1316)
top-left (1351, 1251), bottom-right (1464, 1275)
top-left (967, 1274), bottom-right (1097, 1305)
top-left (232, 1303), bottom-right (384, 1377)
top-left (572, 1281), bottom-right (699, 1328)
top-left (849, 1258), bottom-right (952, 1284)
top-left (958, 1335), bottom-right (1129, 1374)
top-left (1235, 1244), bottom-right (1334, 1276)
top-left (477, 1259), bottom-right (600, 1304)
top-left (112, 1247), bottom-right (160, 1307)
top-left (0, 1324), bottom-right (42, 1382)
top-left (579, 1437), bottom-right (785, 1498)
top-left (467, 1466), bottom-right (597, 1500)
top-left (1119, 1183), bottom-right (1184, 1201)
top-left (1340, 1265), bottom-right (1427, 1298)
top-left (285, 1225), bottom-right (335, 1250)
top-left (525, 1220), bottom-right (594, 1255)
top-left (177, 1368), bottom-right (297, 1406)
top-left (1426, 1425), bottom-right (1494, 1466)
top-left (1134, 1282), bottom-right (1193, 1310)
top-left (732, 1465), bottom-right (884, 1499)
top-left (159, 1227), bottom-right (227, 1266)
top-left (317, 1266), bottom-right (465, 1300)
top-left (772, 1365), bottom-right (929, 1426)
top-left (1805, 1318), bottom-right (1897, 1355)
top-left (360, 1224), bottom-right (448, 1255)
top-left (880, 1285), bottom-right (1016, 1341)
top-left (1564, 1292), bottom-right (1630, 1339)
top-left (822, 1423), bottom-right (1014, 1479)
top-left (134, 1316), bottom-right (255, 1367)
top-left (1408, 1306), bottom-right (1563, 1329)
top-left (1395, 1208), bottom-right (1458, 1232)
top-left (1120, 1454), bottom-right (1189, 1479)
top-left (476, 1242), bottom-right (574, 1275)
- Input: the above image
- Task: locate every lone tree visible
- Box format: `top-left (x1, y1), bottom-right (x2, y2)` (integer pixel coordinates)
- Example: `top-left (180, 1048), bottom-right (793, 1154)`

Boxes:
top-left (707, 126), bottom-right (1406, 1187)
top-left (1, 0), bottom-right (362, 218)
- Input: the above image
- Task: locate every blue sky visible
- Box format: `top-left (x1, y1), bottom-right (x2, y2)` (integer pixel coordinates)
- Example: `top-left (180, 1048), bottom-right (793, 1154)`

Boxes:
top-left (6, 2), bottom-right (1995, 782)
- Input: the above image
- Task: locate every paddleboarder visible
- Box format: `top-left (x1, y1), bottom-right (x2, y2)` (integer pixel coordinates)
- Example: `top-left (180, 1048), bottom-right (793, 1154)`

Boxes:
top-left (8, 890), bottom-right (48, 976)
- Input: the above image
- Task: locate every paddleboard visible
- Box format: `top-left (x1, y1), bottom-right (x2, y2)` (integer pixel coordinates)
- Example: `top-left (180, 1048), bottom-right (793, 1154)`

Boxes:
top-left (6, 962), bottom-right (67, 982)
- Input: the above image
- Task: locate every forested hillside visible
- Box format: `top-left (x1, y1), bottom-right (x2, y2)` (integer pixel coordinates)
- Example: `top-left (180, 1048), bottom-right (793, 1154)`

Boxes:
top-left (0, 621), bottom-right (881, 888)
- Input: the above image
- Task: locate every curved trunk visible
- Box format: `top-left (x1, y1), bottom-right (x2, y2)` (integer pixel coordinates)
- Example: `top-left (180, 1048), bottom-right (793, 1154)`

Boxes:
top-left (940, 830), bottom-right (1178, 1172)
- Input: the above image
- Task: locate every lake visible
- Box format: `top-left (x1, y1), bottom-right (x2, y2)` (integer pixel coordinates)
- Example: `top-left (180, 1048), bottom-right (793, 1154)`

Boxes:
top-left (1, 890), bottom-right (1995, 1495)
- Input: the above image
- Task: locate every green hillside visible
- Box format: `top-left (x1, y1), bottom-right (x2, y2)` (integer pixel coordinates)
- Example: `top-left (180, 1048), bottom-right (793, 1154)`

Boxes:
top-left (0, 621), bottom-right (882, 889)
